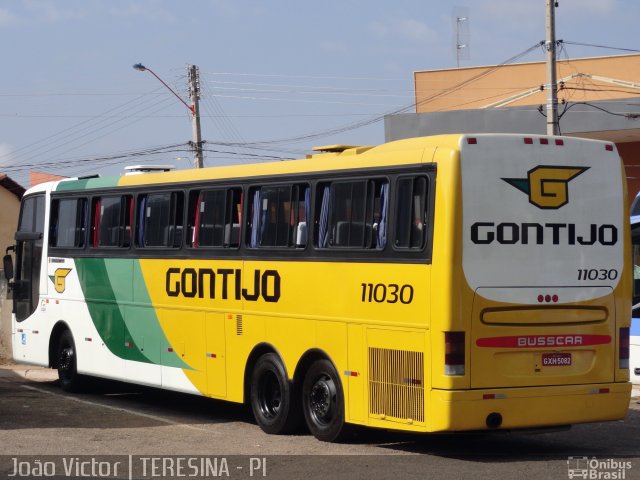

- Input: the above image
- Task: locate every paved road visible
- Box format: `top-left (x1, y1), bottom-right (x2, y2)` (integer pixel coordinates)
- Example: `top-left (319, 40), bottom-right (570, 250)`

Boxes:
top-left (1, 364), bottom-right (639, 480)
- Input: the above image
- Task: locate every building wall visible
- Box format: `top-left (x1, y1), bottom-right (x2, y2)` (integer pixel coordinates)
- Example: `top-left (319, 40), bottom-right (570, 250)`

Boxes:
top-left (0, 187), bottom-right (20, 256)
top-left (617, 141), bottom-right (640, 204)
top-left (414, 54), bottom-right (640, 113)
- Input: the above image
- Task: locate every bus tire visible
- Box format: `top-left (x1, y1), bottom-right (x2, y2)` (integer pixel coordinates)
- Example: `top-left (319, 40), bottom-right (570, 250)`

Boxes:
top-left (56, 330), bottom-right (84, 392)
top-left (250, 353), bottom-right (301, 434)
top-left (302, 359), bottom-right (349, 442)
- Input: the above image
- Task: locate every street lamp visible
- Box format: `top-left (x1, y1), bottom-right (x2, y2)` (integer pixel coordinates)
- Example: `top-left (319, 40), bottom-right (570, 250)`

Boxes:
top-left (133, 62), bottom-right (204, 168)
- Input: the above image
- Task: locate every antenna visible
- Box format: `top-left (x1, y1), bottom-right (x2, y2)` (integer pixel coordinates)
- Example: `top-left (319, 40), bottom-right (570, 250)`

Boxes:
top-left (453, 7), bottom-right (470, 68)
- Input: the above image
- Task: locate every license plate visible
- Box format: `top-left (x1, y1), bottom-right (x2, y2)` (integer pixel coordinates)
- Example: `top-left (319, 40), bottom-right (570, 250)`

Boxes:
top-left (542, 353), bottom-right (572, 366)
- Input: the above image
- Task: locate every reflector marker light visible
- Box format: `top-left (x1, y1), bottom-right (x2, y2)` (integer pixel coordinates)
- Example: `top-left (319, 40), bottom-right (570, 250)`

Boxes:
top-left (537, 294), bottom-right (559, 303)
top-left (32, 330), bottom-right (38, 334)
top-left (167, 347), bottom-right (173, 353)
top-left (540, 138), bottom-right (549, 145)
top-left (206, 353), bottom-right (217, 358)
top-left (589, 388), bottom-right (610, 394)
top-left (524, 137), bottom-right (533, 144)
top-left (344, 370), bottom-right (359, 377)
top-left (605, 144), bottom-right (614, 151)
top-left (84, 337), bottom-right (92, 342)
top-left (403, 378), bottom-right (422, 386)
top-left (467, 137), bottom-right (477, 145)
top-left (483, 393), bottom-right (507, 400)
top-left (17, 329), bottom-right (23, 333)
top-left (555, 139), bottom-right (564, 146)
top-left (124, 342), bottom-right (134, 348)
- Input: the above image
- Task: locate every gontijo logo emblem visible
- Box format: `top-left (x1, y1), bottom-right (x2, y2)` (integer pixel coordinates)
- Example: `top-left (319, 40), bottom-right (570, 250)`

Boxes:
top-left (502, 165), bottom-right (589, 209)
top-left (49, 268), bottom-right (72, 293)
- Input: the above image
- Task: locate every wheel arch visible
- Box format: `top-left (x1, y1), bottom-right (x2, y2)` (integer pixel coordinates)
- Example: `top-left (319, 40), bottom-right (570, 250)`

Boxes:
top-left (243, 342), bottom-right (286, 404)
top-left (48, 320), bottom-right (72, 368)
top-left (293, 348), bottom-right (340, 395)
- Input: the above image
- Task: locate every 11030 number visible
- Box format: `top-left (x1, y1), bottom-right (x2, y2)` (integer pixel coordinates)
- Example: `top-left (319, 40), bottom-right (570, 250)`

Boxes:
top-left (577, 268), bottom-right (618, 281)
top-left (361, 283), bottom-right (414, 304)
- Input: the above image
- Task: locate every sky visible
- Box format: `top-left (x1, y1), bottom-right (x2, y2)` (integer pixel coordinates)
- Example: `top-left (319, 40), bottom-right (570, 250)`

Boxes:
top-left (1, 0), bottom-right (639, 187)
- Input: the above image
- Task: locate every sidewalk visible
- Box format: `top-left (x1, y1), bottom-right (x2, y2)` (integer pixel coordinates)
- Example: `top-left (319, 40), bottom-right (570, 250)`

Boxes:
top-left (0, 361), bottom-right (57, 382)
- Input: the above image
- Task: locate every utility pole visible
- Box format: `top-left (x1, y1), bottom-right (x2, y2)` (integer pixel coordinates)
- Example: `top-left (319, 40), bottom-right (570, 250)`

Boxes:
top-left (545, 0), bottom-right (560, 135)
top-left (188, 64), bottom-right (204, 169)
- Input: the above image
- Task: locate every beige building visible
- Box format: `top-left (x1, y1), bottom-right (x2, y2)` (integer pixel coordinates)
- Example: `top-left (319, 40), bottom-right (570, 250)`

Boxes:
top-left (0, 173), bottom-right (24, 359)
top-left (386, 54), bottom-right (640, 203)
top-left (0, 174), bottom-right (24, 256)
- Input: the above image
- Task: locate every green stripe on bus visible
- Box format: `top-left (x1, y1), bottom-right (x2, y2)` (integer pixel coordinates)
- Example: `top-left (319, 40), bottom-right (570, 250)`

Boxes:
top-left (56, 177), bottom-right (121, 191)
top-left (74, 257), bottom-right (188, 369)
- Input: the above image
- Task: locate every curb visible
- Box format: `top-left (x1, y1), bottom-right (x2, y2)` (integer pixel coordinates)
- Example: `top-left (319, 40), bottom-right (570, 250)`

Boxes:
top-left (0, 364), bottom-right (58, 382)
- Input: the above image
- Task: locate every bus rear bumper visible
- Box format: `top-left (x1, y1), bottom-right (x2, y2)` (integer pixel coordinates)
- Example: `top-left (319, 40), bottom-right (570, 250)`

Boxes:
top-left (429, 383), bottom-right (632, 432)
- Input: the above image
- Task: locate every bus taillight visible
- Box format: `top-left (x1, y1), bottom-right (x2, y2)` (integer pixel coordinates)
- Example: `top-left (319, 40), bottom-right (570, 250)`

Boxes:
top-left (619, 327), bottom-right (630, 369)
top-left (444, 331), bottom-right (465, 376)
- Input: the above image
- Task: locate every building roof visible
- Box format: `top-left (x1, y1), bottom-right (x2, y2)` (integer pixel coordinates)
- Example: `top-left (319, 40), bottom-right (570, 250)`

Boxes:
top-left (0, 173), bottom-right (25, 200)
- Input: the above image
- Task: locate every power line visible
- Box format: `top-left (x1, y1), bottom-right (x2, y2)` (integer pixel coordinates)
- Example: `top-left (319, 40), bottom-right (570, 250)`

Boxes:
top-left (561, 40), bottom-right (640, 54)
top-left (207, 42), bottom-right (545, 147)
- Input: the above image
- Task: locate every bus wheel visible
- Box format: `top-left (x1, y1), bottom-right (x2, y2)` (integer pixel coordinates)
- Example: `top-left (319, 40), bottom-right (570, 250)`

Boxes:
top-left (57, 330), bottom-right (83, 392)
top-left (302, 359), bottom-right (348, 442)
top-left (250, 353), bottom-right (301, 434)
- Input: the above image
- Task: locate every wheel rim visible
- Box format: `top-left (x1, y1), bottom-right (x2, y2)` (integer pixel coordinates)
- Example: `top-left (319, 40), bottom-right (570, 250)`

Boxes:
top-left (309, 373), bottom-right (336, 426)
top-left (258, 371), bottom-right (282, 419)
top-left (59, 345), bottom-right (74, 379)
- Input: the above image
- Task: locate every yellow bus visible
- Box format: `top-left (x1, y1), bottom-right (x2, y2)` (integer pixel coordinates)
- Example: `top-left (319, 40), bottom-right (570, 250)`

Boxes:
top-left (4, 134), bottom-right (631, 442)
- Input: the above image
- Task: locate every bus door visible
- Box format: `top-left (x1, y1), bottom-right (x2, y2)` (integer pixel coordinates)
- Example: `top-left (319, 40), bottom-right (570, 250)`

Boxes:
top-left (12, 194), bottom-right (46, 322)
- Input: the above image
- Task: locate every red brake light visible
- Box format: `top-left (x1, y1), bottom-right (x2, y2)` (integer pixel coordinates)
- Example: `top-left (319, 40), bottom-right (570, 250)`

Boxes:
top-left (445, 331), bottom-right (465, 376)
top-left (620, 327), bottom-right (630, 369)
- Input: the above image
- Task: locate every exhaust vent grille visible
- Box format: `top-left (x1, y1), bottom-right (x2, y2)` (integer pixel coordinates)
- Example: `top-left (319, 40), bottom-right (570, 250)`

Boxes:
top-left (236, 315), bottom-right (243, 335)
top-left (368, 347), bottom-right (424, 424)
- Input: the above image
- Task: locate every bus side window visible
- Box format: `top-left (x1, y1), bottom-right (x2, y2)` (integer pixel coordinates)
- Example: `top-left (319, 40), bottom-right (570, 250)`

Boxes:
top-left (395, 176), bottom-right (428, 250)
top-left (316, 179), bottom-right (388, 249)
top-left (49, 197), bottom-right (87, 248)
top-left (633, 235), bottom-right (640, 314)
top-left (139, 192), bottom-right (184, 248)
top-left (188, 187), bottom-right (242, 248)
top-left (247, 184), bottom-right (308, 248)
top-left (91, 195), bottom-right (132, 248)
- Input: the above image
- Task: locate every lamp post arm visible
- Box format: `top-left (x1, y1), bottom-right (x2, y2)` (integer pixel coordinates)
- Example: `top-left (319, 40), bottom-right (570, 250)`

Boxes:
top-left (144, 66), bottom-right (194, 115)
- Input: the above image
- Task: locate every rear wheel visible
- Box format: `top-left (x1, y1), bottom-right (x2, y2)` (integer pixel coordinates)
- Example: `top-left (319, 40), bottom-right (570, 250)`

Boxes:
top-left (56, 330), bottom-right (84, 392)
top-left (250, 353), bottom-right (302, 434)
top-left (302, 359), bottom-right (348, 442)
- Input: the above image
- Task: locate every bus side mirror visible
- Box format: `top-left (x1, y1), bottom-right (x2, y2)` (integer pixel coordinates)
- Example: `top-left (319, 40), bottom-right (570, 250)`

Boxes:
top-left (3, 248), bottom-right (14, 281)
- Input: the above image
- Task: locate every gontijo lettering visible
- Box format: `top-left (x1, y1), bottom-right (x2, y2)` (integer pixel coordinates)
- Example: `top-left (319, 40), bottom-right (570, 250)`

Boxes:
top-left (165, 267), bottom-right (281, 302)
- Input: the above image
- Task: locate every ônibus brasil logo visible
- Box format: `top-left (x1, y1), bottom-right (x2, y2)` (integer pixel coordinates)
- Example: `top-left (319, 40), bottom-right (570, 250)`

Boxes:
top-left (502, 165), bottom-right (589, 209)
